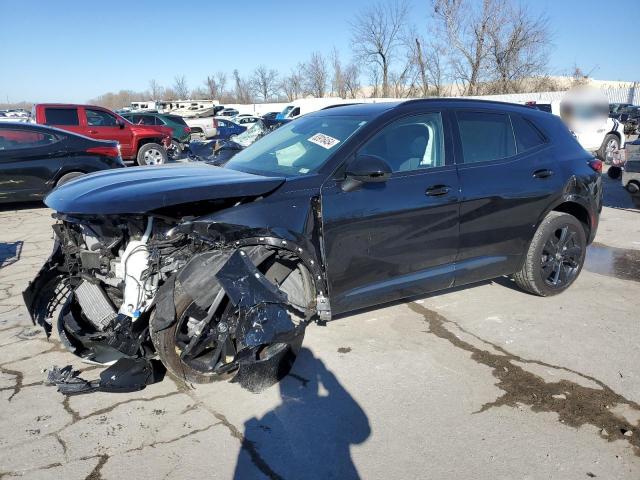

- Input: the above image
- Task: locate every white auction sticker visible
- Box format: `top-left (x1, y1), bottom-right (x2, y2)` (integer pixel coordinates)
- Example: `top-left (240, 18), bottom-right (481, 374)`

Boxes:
top-left (308, 133), bottom-right (340, 149)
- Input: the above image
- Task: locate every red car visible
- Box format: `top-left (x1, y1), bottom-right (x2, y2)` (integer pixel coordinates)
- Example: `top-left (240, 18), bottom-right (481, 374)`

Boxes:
top-left (33, 104), bottom-right (172, 165)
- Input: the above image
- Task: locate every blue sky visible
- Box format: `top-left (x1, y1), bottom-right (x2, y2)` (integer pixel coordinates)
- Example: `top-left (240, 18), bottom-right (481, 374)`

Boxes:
top-left (1, 0), bottom-right (639, 103)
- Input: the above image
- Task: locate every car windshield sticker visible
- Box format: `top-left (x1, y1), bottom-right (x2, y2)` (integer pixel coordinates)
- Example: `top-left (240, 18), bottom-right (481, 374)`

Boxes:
top-left (308, 133), bottom-right (340, 149)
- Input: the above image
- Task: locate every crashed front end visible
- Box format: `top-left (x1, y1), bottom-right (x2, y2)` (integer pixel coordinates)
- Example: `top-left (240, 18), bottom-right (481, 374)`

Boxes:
top-left (24, 210), bottom-right (321, 394)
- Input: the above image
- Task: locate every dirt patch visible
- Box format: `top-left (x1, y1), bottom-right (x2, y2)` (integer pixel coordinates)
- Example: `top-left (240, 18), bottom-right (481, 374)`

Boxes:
top-left (408, 302), bottom-right (640, 455)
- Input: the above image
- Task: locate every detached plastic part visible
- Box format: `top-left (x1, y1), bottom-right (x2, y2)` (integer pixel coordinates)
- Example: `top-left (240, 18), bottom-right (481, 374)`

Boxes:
top-left (44, 358), bottom-right (166, 396)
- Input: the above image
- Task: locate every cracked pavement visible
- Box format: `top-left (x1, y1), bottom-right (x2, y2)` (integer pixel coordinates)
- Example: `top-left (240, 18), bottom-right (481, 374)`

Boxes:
top-left (1, 173), bottom-right (639, 479)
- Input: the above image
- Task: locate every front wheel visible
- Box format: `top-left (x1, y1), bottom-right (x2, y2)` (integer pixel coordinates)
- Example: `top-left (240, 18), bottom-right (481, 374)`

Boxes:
top-left (168, 140), bottom-right (183, 160)
top-left (513, 212), bottom-right (586, 296)
top-left (151, 255), bottom-right (313, 385)
top-left (137, 143), bottom-right (167, 166)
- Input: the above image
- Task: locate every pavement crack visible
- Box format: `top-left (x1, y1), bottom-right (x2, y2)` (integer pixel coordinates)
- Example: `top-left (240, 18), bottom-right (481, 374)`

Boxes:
top-left (125, 423), bottom-right (220, 453)
top-left (408, 301), bottom-right (640, 456)
top-left (85, 454), bottom-right (109, 480)
top-left (0, 364), bottom-right (23, 401)
top-left (179, 387), bottom-right (283, 480)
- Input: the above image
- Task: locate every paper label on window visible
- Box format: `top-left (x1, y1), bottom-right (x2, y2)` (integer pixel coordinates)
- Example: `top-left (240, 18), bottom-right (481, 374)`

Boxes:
top-left (308, 133), bottom-right (340, 149)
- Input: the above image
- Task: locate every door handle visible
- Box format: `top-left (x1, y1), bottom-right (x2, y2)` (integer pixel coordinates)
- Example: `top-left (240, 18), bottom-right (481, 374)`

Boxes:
top-left (425, 185), bottom-right (451, 196)
top-left (532, 169), bottom-right (554, 179)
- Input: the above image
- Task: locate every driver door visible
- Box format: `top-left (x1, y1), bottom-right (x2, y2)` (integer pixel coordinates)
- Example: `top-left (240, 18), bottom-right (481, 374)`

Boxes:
top-left (83, 107), bottom-right (132, 154)
top-left (321, 111), bottom-right (460, 314)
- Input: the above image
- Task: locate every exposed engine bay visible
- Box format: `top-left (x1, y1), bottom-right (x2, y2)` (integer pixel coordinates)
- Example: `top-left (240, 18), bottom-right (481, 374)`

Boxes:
top-left (24, 212), bottom-right (320, 394)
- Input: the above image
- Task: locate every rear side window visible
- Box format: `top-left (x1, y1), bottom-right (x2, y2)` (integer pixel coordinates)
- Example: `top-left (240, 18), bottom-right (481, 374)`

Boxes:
top-left (456, 111), bottom-right (515, 163)
top-left (0, 128), bottom-right (58, 150)
top-left (511, 115), bottom-right (546, 153)
top-left (166, 115), bottom-right (187, 126)
top-left (44, 108), bottom-right (79, 126)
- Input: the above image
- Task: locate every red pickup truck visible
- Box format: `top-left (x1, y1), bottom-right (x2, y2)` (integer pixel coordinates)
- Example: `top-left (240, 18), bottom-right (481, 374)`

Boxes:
top-left (33, 104), bottom-right (172, 165)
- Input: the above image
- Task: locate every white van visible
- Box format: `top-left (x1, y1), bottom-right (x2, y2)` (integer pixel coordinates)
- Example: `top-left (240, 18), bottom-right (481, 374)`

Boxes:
top-left (276, 98), bottom-right (349, 120)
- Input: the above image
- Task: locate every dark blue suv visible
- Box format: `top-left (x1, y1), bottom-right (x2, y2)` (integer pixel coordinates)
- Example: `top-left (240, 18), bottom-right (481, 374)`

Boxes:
top-left (25, 99), bottom-right (602, 388)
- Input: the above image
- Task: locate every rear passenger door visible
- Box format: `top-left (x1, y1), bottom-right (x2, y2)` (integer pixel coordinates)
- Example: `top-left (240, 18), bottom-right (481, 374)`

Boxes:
top-left (452, 109), bottom-right (562, 286)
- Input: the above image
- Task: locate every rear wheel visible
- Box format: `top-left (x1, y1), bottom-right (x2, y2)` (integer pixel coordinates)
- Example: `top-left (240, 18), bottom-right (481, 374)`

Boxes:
top-left (597, 134), bottom-right (620, 163)
top-left (513, 212), bottom-right (586, 296)
top-left (136, 143), bottom-right (167, 166)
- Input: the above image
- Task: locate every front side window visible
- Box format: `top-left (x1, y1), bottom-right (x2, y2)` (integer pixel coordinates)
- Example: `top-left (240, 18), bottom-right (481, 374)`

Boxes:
top-left (225, 115), bottom-right (368, 177)
top-left (44, 108), bottom-right (79, 126)
top-left (86, 109), bottom-right (118, 127)
top-left (360, 113), bottom-right (445, 173)
top-left (0, 128), bottom-right (58, 150)
top-left (456, 111), bottom-right (515, 163)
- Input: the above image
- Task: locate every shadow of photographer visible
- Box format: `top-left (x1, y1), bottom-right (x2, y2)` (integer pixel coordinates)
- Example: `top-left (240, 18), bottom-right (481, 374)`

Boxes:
top-left (233, 347), bottom-right (371, 479)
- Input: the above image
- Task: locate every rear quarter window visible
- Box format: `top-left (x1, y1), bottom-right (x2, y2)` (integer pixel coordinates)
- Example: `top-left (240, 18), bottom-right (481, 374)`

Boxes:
top-left (511, 114), bottom-right (547, 153)
top-left (0, 128), bottom-right (58, 150)
top-left (166, 115), bottom-right (187, 126)
top-left (44, 108), bottom-right (79, 126)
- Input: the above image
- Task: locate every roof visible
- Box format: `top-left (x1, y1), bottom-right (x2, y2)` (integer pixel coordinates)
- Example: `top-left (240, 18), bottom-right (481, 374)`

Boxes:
top-left (313, 97), bottom-right (550, 119)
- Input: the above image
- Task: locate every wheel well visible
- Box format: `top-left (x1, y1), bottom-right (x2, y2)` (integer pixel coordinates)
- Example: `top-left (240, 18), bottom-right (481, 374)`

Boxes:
top-left (55, 170), bottom-right (85, 186)
top-left (608, 131), bottom-right (621, 142)
top-left (552, 202), bottom-right (590, 239)
top-left (137, 137), bottom-right (163, 149)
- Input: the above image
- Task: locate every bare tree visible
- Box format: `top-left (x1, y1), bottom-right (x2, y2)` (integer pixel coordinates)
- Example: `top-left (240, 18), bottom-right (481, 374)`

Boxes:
top-left (433, 0), bottom-right (501, 95)
top-left (351, 0), bottom-right (410, 97)
top-left (173, 75), bottom-right (190, 99)
top-left (330, 48), bottom-right (347, 98)
top-left (251, 65), bottom-right (280, 102)
top-left (162, 87), bottom-right (177, 101)
top-left (488, 4), bottom-right (550, 93)
top-left (148, 79), bottom-right (163, 100)
top-left (343, 63), bottom-right (361, 98)
top-left (190, 87), bottom-right (209, 100)
top-left (232, 69), bottom-right (252, 103)
top-left (280, 67), bottom-right (304, 101)
top-left (302, 52), bottom-right (329, 97)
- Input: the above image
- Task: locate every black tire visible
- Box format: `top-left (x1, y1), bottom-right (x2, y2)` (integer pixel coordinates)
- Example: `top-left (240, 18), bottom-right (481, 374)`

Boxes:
top-left (136, 142), bottom-right (167, 166)
top-left (168, 140), bottom-right (183, 160)
top-left (151, 258), bottom-right (312, 384)
top-left (513, 212), bottom-right (586, 297)
top-left (607, 166), bottom-right (622, 179)
top-left (56, 171), bottom-right (84, 187)
top-left (597, 133), bottom-right (620, 163)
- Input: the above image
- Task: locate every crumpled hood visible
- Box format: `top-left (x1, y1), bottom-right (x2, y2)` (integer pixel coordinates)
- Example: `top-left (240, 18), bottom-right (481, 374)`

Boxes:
top-left (45, 163), bottom-right (285, 215)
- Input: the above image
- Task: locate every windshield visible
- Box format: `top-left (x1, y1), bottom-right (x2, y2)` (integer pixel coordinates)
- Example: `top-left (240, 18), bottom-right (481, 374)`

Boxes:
top-left (225, 115), bottom-right (368, 177)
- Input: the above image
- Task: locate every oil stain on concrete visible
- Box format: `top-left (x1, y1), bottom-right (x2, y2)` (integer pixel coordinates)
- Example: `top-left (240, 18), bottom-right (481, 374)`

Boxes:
top-left (408, 302), bottom-right (640, 455)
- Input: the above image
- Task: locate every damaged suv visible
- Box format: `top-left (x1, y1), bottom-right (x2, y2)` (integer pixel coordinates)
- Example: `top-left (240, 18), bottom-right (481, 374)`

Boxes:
top-left (24, 100), bottom-right (602, 392)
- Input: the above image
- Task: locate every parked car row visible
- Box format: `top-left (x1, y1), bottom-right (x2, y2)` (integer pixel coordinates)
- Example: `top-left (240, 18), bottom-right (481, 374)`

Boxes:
top-left (0, 122), bottom-right (124, 203)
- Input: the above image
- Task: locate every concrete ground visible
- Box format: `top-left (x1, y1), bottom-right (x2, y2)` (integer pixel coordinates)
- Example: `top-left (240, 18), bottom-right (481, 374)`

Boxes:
top-left (0, 173), bottom-right (639, 480)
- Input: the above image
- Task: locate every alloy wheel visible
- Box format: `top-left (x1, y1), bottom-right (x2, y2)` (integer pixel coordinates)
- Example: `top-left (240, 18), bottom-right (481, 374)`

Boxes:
top-left (540, 225), bottom-right (583, 287)
top-left (143, 148), bottom-right (164, 165)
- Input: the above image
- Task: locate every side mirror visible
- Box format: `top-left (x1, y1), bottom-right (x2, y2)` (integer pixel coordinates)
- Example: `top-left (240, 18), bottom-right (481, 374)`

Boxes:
top-left (116, 119), bottom-right (125, 129)
top-left (346, 154), bottom-right (392, 183)
top-left (342, 154), bottom-right (392, 192)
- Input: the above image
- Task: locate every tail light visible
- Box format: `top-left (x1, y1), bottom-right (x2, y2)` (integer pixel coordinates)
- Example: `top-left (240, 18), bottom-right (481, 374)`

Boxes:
top-left (184, 126), bottom-right (191, 134)
top-left (86, 146), bottom-right (120, 158)
top-left (212, 118), bottom-right (218, 128)
top-left (588, 159), bottom-right (603, 173)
